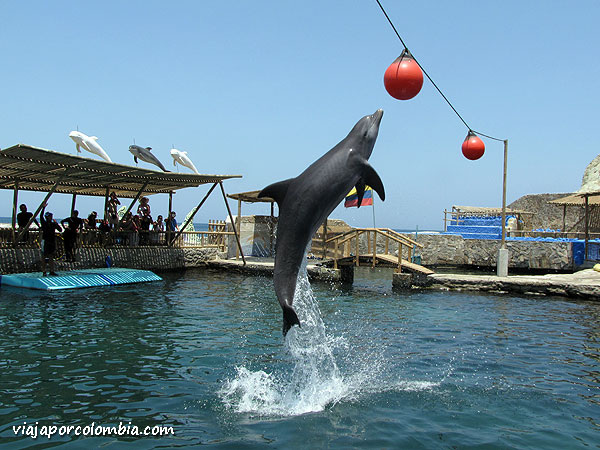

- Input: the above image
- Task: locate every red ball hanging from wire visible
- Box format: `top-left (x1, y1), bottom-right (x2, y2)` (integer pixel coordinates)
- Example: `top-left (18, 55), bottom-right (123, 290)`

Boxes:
top-left (383, 48), bottom-right (424, 100)
top-left (462, 131), bottom-right (485, 160)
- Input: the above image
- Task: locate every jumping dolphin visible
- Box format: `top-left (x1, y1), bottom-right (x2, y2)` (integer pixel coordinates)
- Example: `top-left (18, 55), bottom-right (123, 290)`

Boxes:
top-left (69, 131), bottom-right (112, 163)
top-left (128, 145), bottom-right (168, 172)
top-left (259, 109), bottom-right (385, 335)
top-left (170, 148), bottom-right (200, 174)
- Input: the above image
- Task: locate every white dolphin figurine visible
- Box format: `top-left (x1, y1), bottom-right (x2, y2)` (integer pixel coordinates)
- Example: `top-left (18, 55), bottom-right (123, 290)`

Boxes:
top-left (69, 131), bottom-right (112, 163)
top-left (170, 148), bottom-right (199, 174)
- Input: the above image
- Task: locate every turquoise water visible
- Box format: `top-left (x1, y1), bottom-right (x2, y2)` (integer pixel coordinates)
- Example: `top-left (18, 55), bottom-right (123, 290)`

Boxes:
top-left (0, 267), bottom-right (599, 448)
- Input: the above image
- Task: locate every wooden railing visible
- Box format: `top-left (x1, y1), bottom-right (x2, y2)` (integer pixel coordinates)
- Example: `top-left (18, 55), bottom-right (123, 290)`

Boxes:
top-left (324, 228), bottom-right (423, 271)
top-left (0, 227), bottom-right (233, 252)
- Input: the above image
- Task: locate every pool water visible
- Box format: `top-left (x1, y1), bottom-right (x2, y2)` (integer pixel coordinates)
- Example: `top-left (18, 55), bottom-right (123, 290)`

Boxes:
top-left (0, 266), bottom-right (598, 448)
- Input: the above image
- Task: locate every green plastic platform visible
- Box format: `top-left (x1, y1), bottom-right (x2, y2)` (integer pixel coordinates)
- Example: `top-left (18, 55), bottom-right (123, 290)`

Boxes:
top-left (0, 268), bottom-right (162, 291)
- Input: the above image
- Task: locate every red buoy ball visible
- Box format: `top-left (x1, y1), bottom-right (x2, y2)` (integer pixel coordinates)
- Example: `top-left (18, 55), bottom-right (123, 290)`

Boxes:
top-left (462, 131), bottom-right (485, 160)
top-left (384, 49), bottom-right (423, 100)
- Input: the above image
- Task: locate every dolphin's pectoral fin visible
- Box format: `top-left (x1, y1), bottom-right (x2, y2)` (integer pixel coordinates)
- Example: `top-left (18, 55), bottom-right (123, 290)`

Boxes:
top-left (76, 144), bottom-right (81, 153)
top-left (355, 179), bottom-right (366, 209)
top-left (134, 156), bottom-right (138, 164)
top-left (282, 304), bottom-right (301, 336)
top-left (360, 159), bottom-right (385, 201)
top-left (258, 178), bottom-right (294, 206)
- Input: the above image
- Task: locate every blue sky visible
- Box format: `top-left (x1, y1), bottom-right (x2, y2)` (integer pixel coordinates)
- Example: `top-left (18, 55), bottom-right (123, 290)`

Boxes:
top-left (1, 1), bottom-right (598, 230)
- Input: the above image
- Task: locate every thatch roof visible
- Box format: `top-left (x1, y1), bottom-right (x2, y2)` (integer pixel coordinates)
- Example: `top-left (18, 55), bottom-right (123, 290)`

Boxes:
top-left (227, 190), bottom-right (274, 203)
top-left (0, 144), bottom-right (241, 197)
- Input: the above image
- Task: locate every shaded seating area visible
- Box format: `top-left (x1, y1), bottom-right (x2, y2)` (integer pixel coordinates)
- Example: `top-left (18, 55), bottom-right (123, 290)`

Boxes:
top-left (0, 144), bottom-right (246, 263)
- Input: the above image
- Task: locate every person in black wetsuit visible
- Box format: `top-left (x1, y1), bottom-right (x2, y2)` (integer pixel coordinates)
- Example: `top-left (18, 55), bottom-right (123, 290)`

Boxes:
top-left (61, 210), bottom-right (84, 262)
top-left (40, 205), bottom-right (62, 276)
top-left (16, 204), bottom-right (39, 244)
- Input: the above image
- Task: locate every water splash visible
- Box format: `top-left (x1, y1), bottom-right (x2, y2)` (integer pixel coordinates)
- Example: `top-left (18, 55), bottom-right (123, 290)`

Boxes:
top-left (219, 260), bottom-right (436, 416)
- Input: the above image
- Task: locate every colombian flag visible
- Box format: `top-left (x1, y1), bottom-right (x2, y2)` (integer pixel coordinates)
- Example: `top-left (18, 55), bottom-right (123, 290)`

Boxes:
top-left (344, 186), bottom-right (373, 208)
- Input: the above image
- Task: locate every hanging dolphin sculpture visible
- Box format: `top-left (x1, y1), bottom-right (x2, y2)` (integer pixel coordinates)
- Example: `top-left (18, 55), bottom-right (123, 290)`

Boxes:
top-left (259, 109), bottom-right (385, 335)
top-left (128, 145), bottom-right (168, 172)
top-left (170, 148), bottom-right (200, 174)
top-left (69, 131), bottom-right (112, 162)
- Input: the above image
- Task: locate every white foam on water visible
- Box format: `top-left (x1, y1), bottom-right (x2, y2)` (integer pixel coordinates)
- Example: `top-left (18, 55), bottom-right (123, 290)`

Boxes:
top-left (219, 259), bottom-right (439, 416)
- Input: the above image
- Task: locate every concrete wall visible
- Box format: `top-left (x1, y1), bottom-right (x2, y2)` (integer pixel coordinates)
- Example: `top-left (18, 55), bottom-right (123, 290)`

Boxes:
top-left (226, 215), bottom-right (276, 258)
top-left (348, 232), bottom-right (573, 271)
top-left (0, 246), bottom-right (220, 275)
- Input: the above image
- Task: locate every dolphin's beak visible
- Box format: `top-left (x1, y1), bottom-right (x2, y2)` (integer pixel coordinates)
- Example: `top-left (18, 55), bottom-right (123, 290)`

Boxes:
top-left (373, 109), bottom-right (383, 124)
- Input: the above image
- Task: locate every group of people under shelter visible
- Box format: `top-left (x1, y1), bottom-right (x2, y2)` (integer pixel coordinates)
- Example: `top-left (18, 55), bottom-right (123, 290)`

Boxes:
top-left (16, 192), bottom-right (180, 276)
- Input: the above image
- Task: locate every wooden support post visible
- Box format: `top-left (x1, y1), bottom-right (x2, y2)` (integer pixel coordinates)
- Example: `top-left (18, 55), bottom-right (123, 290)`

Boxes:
top-left (236, 198), bottom-right (241, 260)
top-left (16, 171), bottom-right (68, 243)
top-left (397, 243), bottom-right (402, 272)
top-left (103, 187), bottom-right (110, 221)
top-left (334, 240), bottom-right (339, 269)
top-left (269, 201), bottom-right (275, 257)
top-left (322, 219), bottom-right (328, 260)
top-left (11, 182), bottom-right (18, 245)
top-left (70, 194), bottom-right (77, 216)
top-left (585, 195), bottom-right (589, 260)
top-left (170, 182), bottom-right (218, 246)
top-left (119, 181), bottom-right (149, 229)
top-left (219, 181), bottom-right (246, 265)
top-left (372, 231), bottom-right (377, 268)
top-left (167, 190), bottom-right (173, 245)
top-left (355, 230), bottom-right (359, 267)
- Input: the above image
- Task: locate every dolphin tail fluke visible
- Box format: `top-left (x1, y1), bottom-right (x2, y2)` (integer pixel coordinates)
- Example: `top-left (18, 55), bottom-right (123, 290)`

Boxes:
top-left (282, 304), bottom-right (301, 336)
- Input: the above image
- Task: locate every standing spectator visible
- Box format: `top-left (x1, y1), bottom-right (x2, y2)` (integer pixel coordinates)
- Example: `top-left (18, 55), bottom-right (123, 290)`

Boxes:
top-left (98, 218), bottom-right (111, 246)
top-left (39, 204), bottom-right (62, 276)
top-left (165, 211), bottom-right (179, 232)
top-left (16, 204), bottom-right (39, 244)
top-left (151, 214), bottom-right (164, 245)
top-left (137, 197), bottom-right (152, 245)
top-left (137, 196), bottom-right (151, 218)
top-left (153, 215), bottom-right (165, 232)
top-left (107, 192), bottom-right (121, 229)
top-left (85, 211), bottom-right (98, 245)
top-left (61, 210), bottom-right (84, 262)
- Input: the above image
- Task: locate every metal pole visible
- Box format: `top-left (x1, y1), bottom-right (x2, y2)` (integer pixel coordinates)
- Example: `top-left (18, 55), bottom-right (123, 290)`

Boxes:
top-left (167, 191), bottom-right (173, 245)
top-left (497, 139), bottom-right (509, 277)
top-left (501, 139), bottom-right (508, 248)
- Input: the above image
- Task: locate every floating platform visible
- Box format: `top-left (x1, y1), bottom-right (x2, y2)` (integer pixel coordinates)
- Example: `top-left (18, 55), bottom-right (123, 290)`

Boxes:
top-left (0, 268), bottom-right (162, 291)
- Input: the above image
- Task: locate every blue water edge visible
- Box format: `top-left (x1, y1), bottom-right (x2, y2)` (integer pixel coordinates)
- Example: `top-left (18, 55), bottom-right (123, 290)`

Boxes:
top-left (0, 267), bottom-right (598, 448)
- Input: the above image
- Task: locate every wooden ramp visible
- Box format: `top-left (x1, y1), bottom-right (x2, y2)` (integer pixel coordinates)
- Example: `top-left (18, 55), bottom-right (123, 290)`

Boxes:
top-left (375, 254), bottom-right (434, 275)
top-left (0, 268), bottom-right (162, 291)
top-left (333, 254), bottom-right (434, 275)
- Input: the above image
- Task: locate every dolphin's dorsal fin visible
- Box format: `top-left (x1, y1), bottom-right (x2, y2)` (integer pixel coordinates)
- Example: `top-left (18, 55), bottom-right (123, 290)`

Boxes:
top-left (359, 158), bottom-right (385, 201)
top-left (146, 147), bottom-right (152, 151)
top-left (90, 136), bottom-right (98, 141)
top-left (258, 178), bottom-right (293, 205)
